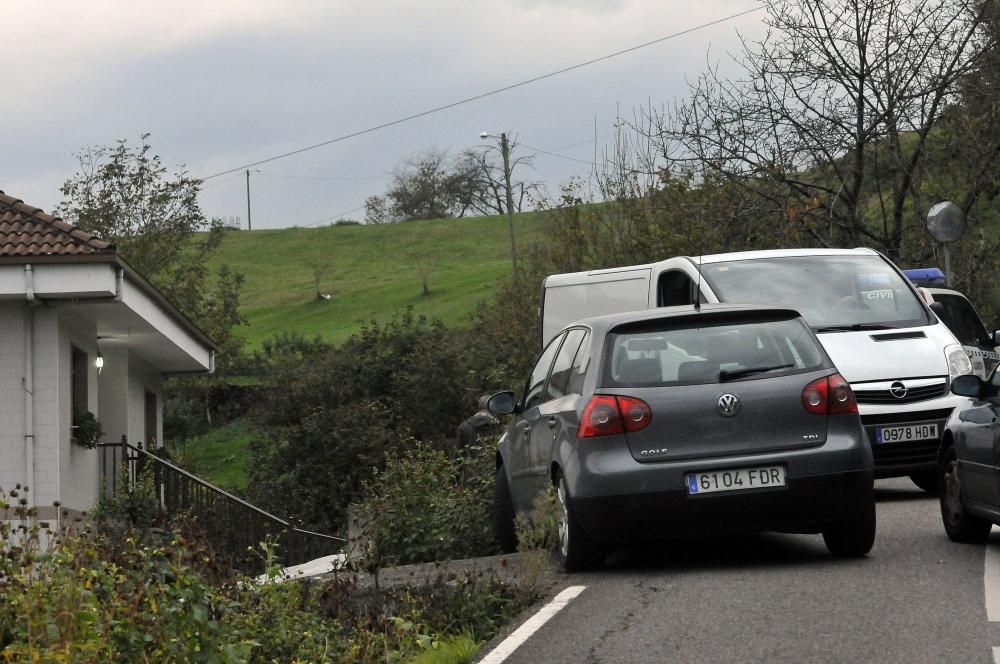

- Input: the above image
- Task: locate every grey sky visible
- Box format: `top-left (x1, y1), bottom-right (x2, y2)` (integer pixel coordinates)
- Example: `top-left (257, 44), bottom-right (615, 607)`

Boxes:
top-left (3, 0), bottom-right (763, 229)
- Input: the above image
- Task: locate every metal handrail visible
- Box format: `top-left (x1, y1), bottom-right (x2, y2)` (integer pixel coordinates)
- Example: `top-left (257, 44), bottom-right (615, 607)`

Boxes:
top-left (98, 439), bottom-right (345, 571)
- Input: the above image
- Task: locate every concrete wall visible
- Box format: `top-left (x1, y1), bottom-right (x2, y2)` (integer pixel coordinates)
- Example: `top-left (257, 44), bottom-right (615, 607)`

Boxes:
top-left (0, 302), bottom-right (26, 497)
top-left (57, 309), bottom-right (99, 512)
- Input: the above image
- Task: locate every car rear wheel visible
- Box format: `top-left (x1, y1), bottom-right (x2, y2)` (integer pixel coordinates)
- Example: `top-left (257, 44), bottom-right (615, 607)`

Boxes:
top-left (822, 498), bottom-right (876, 557)
top-left (909, 470), bottom-right (938, 493)
top-left (939, 446), bottom-right (991, 543)
top-left (493, 465), bottom-right (518, 553)
top-left (555, 474), bottom-right (604, 572)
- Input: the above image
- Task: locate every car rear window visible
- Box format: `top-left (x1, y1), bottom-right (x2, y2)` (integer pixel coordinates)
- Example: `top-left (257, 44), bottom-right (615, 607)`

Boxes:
top-left (601, 316), bottom-right (829, 387)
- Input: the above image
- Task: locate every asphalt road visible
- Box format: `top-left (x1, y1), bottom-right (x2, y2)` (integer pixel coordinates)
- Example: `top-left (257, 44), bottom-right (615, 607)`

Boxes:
top-left (491, 478), bottom-right (1000, 664)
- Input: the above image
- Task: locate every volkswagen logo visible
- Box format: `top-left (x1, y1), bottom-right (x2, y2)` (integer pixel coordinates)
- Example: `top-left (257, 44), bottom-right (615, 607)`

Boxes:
top-left (717, 393), bottom-right (741, 417)
top-left (889, 381), bottom-right (908, 399)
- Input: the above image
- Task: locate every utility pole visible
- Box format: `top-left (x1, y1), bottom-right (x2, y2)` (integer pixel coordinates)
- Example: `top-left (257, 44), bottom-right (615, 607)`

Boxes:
top-left (245, 169), bottom-right (252, 231)
top-left (499, 133), bottom-right (517, 274)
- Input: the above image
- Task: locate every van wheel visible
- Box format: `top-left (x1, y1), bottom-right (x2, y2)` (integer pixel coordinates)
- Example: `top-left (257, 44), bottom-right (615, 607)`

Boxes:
top-left (555, 473), bottom-right (604, 572)
top-left (822, 498), bottom-right (876, 557)
top-left (493, 465), bottom-right (518, 553)
top-left (940, 446), bottom-right (991, 543)
top-left (909, 470), bottom-right (938, 493)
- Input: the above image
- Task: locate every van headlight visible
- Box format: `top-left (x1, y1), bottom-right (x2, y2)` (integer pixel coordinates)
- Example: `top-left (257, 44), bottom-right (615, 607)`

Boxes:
top-left (945, 344), bottom-right (973, 381)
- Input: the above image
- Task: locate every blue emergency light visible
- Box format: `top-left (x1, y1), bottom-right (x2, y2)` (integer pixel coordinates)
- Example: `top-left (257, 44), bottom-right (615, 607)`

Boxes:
top-left (903, 267), bottom-right (946, 287)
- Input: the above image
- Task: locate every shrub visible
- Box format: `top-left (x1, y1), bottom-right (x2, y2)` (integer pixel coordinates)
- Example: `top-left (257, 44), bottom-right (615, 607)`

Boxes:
top-left (359, 442), bottom-right (498, 566)
top-left (0, 486), bottom-right (533, 663)
top-left (248, 312), bottom-right (483, 536)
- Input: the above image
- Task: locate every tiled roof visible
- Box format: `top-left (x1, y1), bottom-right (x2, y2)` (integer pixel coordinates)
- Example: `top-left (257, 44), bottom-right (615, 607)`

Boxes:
top-left (0, 190), bottom-right (114, 257)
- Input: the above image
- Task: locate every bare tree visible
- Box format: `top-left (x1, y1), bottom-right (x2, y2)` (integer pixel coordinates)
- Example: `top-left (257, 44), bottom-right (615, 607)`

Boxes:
top-left (457, 136), bottom-right (542, 216)
top-left (652, 0), bottom-right (994, 261)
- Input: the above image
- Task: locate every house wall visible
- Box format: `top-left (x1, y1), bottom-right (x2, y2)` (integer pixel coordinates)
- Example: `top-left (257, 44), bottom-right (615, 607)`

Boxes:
top-left (56, 309), bottom-right (99, 513)
top-left (0, 302), bottom-right (26, 498)
top-left (127, 353), bottom-right (162, 448)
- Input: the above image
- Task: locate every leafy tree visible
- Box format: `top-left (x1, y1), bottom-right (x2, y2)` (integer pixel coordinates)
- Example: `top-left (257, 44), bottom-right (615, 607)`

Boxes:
top-left (57, 134), bottom-right (247, 437)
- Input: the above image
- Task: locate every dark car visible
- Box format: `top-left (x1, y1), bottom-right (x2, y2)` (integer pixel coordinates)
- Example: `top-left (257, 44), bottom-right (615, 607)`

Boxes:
top-left (489, 305), bottom-right (876, 570)
top-left (939, 370), bottom-right (1000, 542)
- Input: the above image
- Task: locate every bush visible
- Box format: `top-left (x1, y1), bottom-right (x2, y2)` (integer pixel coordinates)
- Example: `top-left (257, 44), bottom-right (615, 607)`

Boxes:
top-left (359, 442), bottom-right (498, 566)
top-left (0, 485), bottom-right (533, 663)
top-left (248, 313), bottom-right (484, 536)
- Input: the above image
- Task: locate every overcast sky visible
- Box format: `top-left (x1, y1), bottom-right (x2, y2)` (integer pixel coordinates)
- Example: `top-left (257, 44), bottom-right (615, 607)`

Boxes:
top-left (3, 0), bottom-right (764, 229)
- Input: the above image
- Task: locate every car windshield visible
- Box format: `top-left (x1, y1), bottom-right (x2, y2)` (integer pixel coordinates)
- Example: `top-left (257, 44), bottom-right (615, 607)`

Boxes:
top-left (700, 255), bottom-right (930, 330)
top-left (602, 316), bottom-right (828, 386)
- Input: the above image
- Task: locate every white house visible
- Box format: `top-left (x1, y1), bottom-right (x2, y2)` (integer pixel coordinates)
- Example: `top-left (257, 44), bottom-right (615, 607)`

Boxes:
top-left (0, 191), bottom-right (216, 521)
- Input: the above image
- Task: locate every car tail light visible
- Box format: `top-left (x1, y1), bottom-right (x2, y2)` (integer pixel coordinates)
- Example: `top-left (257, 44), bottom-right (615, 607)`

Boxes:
top-left (578, 395), bottom-right (652, 438)
top-left (802, 373), bottom-right (858, 415)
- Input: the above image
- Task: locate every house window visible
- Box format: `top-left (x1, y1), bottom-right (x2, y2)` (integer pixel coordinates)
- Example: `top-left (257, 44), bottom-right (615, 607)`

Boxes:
top-left (71, 346), bottom-right (88, 417)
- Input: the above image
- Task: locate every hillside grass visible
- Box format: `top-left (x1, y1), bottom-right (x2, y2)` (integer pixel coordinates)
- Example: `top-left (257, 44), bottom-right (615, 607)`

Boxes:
top-left (207, 211), bottom-right (548, 348)
top-left (173, 420), bottom-right (254, 492)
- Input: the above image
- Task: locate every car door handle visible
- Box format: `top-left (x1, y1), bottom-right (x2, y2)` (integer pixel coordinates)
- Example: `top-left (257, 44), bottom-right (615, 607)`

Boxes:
top-left (521, 424), bottom-right (532, 434)
top-left (547, 416), bottom-right (559, 428)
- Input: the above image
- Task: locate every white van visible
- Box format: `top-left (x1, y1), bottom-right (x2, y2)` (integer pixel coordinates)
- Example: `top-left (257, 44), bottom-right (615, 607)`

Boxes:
top-left (541, 248), bottom-right (972, 491)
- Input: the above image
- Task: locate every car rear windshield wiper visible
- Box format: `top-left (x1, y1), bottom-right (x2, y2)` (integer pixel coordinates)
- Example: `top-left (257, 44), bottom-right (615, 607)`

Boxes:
top-left (719, 363), bottom-right (795, 381)
top-left (813, 323), bottom-right (895, 333)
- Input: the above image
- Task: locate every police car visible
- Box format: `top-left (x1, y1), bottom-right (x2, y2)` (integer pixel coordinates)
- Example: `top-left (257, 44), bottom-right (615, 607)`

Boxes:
top-left (905, 268), bottom-right (1000, 379)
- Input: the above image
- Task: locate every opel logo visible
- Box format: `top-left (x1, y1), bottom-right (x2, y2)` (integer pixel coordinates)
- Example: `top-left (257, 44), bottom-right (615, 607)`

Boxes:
top-left (889, 381), bottom-right (908, 399)
top-left (718, 393), bottom-right (741, 417)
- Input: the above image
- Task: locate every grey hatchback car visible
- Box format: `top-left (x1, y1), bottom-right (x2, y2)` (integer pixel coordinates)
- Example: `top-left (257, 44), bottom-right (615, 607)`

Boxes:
top-left (489, 305), bottom-right (875, 570)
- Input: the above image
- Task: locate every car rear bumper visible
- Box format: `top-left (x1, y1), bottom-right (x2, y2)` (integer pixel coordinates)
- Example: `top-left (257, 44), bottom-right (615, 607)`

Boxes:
top-left (570, 468), bottom-right (873, 543)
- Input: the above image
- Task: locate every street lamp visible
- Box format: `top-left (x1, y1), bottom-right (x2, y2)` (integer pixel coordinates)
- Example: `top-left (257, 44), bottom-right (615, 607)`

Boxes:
top-left (245, 169), bottom-right (261, 231)
top-left (480, 132), bottom-right (518, 274)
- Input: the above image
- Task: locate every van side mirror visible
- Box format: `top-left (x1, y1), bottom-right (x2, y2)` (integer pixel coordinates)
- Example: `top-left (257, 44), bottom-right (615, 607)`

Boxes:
top-left (488, 391), bottom-right (519, 415)
top-left (951, 374), bottom-right (985, 399)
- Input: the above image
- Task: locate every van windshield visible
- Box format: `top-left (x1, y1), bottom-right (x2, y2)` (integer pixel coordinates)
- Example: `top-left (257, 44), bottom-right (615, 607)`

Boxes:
top-left (701, 255), bottom-right (930, 330)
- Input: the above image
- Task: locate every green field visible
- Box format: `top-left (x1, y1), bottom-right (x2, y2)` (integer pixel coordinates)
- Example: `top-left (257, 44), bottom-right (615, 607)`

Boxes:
top-left (173, 420), bottom-right (255, 492)
top-left (208, 211), bottom-right (548, 348)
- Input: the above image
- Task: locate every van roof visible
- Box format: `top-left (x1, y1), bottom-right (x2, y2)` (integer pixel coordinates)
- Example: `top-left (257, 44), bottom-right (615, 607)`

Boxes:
top-left (693, 247), bottom-right (879, 265)
top-left (544, 247), bottom-right (881, 286)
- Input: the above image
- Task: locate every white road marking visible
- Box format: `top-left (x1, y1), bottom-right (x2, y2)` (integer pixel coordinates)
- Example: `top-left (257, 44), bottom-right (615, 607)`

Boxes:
top-left (987, 527), bottom-right (1000, 622)
top-left (478, 585), bottom-right (587, 664)
top-left (993, 646), bottom-right (1000, 664)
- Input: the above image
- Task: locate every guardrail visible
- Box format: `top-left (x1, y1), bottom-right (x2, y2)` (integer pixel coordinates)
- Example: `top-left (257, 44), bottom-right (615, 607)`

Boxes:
top-left (99, 438), bottom-right (345, 573)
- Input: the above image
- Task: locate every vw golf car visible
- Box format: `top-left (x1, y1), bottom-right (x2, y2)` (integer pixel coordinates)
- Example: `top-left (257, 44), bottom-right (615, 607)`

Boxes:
top-left (489, 305), bottom-right (875, 571)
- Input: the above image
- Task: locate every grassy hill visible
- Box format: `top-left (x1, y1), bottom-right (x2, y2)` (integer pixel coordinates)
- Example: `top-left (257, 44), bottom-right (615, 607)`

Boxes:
top-left (207, 211), bottom-right (548, 348)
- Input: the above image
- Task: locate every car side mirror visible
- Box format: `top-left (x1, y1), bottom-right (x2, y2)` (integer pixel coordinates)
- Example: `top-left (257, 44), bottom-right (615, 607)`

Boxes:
top-left (992, 330), bottom-right (1000, 346)
top-left (488, 390), bottom-right (519, 415)
top-left (951, 374), bottom-right (985, 399)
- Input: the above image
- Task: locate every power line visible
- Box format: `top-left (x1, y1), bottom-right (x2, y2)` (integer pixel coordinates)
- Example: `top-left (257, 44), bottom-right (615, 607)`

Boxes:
top-left (260, 172), bottom-right (390, 182)
top-left (200, 6), bottom-right (763, 180)
top-left (520, 142), bottom-right (596, 166)
top-left (301, 204), bottom-right (366, 227)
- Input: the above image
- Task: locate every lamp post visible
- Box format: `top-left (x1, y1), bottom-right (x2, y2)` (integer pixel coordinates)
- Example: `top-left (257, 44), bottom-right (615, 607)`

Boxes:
top-left (480, 132), bottom-right (517, 274)
top-left (245, 169), bottom-right (261, 231)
